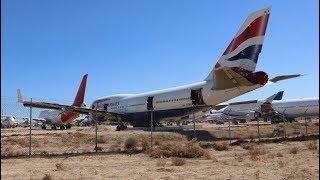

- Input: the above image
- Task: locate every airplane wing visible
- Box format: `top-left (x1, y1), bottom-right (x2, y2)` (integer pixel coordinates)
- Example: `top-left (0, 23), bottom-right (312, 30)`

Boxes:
top-left (17, 89), bottom-right (126, 120)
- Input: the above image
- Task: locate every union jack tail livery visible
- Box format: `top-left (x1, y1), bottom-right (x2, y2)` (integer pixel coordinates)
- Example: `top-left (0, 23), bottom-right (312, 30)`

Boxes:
top-left (206, 7), bottom-right (271, 89)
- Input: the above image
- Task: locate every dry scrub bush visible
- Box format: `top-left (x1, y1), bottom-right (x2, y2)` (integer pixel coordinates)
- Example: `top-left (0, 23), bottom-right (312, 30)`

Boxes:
top-left (55, 163), bottom-right (66, 171)
top-left (234, 153), bottom-right (244, 162)
top-left (97, 135), bottom-right (108, 144)
top-left (42, 174), bottom-right (53, 180)
top-left (276, 152), bottom-right (284, 157)
top-left (124, 137), bottom-right (137, 152)
top-left (278, 160), bottom-right (285, 168)
top-left (248, 146), bottom-right (266, 161)
top-left (156, 159), bottom-right (166, 167)
top-left (242, 143), bottom-right (255, 150)
top-left (149, 141), bottom-right (210, 159)
top-left (306, 141), bottom-right (318, 150)
top-left (214, 142), bottom-right (229, 151)
top-left (254, 170), bottom-right (260, 180)
top-left (140, 138), bottom-right (149, 152)
top-left (171, 158), bottom-right (185, 166)
top-left (289, 147), bottom-right (299, 154)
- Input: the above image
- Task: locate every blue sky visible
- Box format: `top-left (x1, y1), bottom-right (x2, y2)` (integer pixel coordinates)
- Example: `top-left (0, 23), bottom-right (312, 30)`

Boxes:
top-left (2, 0), bottom-right (319, 110)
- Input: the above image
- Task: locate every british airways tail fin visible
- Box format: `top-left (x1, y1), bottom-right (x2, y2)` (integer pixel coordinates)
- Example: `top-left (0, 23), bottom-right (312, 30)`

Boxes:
top-left (205, 7), bottom-right (271, 89)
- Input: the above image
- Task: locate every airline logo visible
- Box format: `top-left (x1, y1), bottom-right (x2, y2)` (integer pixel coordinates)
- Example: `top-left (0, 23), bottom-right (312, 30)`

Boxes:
top-left (215, 8), bottom-right (270, 72)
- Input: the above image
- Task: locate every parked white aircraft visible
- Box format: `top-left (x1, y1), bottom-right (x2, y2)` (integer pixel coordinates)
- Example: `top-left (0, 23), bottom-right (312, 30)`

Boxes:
top-left (210, 93), bottom-right (319, 123)
top-left (18, 74), bottom-right (88, 130)
top-left (1, 115), bottom-right (18, 128)
top-left (18, 7), bottom-right (301, 130)
top-left (207, 91), bottom-right (283, 123)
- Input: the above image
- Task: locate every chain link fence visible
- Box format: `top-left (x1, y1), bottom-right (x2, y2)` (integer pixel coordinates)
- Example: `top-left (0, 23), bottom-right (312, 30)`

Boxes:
top-left (1, 97), bottom-right (319, 158)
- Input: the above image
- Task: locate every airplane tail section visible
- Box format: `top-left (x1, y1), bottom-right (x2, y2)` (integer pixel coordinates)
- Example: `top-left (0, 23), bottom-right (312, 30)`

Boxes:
top-left (72, 74), bottom-right (88, 107)
top-left (265, 91), bottom-right (284, 103)
top-left (205, 7), bottom-right (271, 89)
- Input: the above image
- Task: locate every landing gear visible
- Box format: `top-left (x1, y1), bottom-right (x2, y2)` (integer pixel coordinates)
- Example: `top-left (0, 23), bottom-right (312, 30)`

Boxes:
top-left (66, 123), bottom-right (72, 129)
top-left (51, 125), bottom-right (57, 130)
top-left (41, 124), bottom-right (47, 129)
top-left (60, 125), bottom-right (66, 130)
top-left (116, 124), bottom-right (127, 131)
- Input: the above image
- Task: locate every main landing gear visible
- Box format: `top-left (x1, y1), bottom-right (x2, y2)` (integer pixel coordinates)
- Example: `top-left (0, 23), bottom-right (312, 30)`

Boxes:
top-left (116, 124), bottom-right (127, 131)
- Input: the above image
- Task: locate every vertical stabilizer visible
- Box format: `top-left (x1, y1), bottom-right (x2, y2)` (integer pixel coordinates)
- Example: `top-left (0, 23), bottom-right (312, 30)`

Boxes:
top-left (72, 74), bottom-right (88, 106)
top-left (205, 7), bottom-right (271, 89)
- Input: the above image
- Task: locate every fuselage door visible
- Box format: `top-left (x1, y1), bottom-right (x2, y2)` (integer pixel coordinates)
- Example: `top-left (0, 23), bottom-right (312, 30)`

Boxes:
top-left (191, 89), bottom-right (205, 106)
top-left (104, 103), bottom-right (109, 111)
top-left (147, 97), bottom-right (154, 111)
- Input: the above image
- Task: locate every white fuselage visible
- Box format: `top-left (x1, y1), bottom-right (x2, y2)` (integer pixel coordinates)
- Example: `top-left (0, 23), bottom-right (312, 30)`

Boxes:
top-left (215, 98), bottom-right (319, 119)
top-left (38, 110), bottom-right (63, 125)
top-left (92, 80), bottom-right (262, 123)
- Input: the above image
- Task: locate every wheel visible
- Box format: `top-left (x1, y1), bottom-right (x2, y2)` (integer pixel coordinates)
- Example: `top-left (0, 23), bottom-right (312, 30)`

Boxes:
top-left (60, 125), bottom-right (65, 130)
top-left (51, 125), bottom-right (57, 130)
top-left (116, 125), bottom-right (121, 131)
top-left (41, 124), bottom-right (47, 129)
top-left (66, 124), bottom-right (72, 129)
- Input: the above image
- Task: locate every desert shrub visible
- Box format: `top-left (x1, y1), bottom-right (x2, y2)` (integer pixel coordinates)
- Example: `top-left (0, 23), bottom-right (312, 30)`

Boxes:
top-left (248, 146), bottom-right (266, 161)
top-left (55, 163), bottom-right (66, 171)
top-left (149, 141), bottom-right (209, 158)
top-left (42, 174), bottom-right (53, 180)
top-left (97, 135), bottom-right (108, 144)
top-left (203, 151), bottom-right (212, 160)
top-left (156, 159), bottom-right (166, 167)
top-left (171, 158), bottom-right (185, 166)
top-left (289, 147), bottom-right (299, 154)
top-left (234, 153), bottom-right (244, 162)
top-left (124, 137), bottom-right (137, 152)
top-left (278, 160), bottom-right (285, 168)
top-left (254, 170), bottom-right (260, 180)
top-left (141, 138), bottom-right (149, 152)
top-left (242, 143), bottom-right (255, 150)
top-left (276, 152), bottom-right (284, 157)
top-left (214, 142), bottom-right (229, 151)
top-left (306, 141), bottom-right (318, 150)
top-left (108, 144), bottom-right (121, 152)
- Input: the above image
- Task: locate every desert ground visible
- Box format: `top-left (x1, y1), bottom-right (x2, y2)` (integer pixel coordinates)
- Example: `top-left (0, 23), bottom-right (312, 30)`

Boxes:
top-left (1, 140), bottom-right (319, 180)
top-left (1, 120), bottom-right (319, 180)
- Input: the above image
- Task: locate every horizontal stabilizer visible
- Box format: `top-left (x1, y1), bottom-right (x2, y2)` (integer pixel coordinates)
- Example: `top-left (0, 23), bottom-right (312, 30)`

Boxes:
top-left (270, 74), bottom-right (302, 83)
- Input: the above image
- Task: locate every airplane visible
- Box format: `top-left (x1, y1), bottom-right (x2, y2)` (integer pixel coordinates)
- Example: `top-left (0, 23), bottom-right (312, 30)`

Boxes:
top-left (18, 74), bottom-right (88, 130)
top-left (210, 93), bottom-right (319, 124)
top-left (208, 91), bottom-right (284, 123)
top-left (18, 7), bottom-right (302, 131)
top-left (1, 115), bottom-right (18, 128)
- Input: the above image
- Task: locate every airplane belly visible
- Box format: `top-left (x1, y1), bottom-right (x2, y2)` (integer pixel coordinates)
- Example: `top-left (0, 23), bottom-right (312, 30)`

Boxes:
top-left (126, 106), bottom-right (203, 126)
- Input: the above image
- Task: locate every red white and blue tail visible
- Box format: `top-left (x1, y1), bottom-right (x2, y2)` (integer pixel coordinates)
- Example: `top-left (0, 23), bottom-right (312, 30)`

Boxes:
top-left (206, 7), bottom-right (271, 83)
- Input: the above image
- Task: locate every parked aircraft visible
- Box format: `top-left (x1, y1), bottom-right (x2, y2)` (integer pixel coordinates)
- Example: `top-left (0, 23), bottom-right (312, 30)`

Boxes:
top-left (18, 74), bottom-right (88, 130)
top-left (18, 7), bottom-right (301, 130)
top-left (210, 93), bottom-right (319, 124)
top-left (208, 91), bottom-right (284, 123)
top-left (1, 115), bottom-right (18, 128)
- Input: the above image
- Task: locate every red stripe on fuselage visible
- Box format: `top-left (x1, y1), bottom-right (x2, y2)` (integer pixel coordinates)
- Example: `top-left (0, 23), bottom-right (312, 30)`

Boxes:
top-left (223, 14), bottom-right (269, 56)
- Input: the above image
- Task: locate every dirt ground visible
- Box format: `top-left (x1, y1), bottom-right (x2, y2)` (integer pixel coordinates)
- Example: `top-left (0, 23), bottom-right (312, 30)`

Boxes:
top-left (1, 140), bottom-right (319, 180)
top-left (1, 119), bottom-right (319, 180)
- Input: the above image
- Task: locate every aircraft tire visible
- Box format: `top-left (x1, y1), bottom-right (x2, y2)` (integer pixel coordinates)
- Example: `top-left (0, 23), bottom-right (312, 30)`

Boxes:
top-left (41, 125), bottom-right (47, 130)
top-left (66, 124), bottom-right (72, 129)
top-left (52, 125), bottom-right (57, 130)
top-left (116, 125), bottom-right (121, 131)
